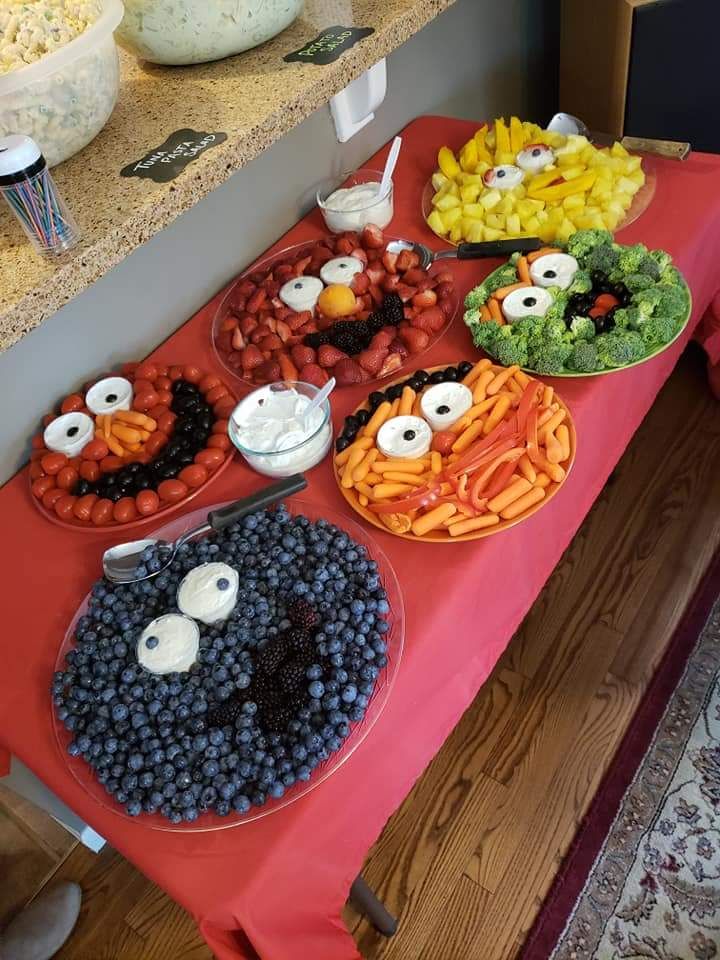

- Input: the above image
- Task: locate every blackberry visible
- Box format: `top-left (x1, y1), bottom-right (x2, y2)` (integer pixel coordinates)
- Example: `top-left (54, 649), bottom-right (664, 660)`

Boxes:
top-left (207, 696), bottom-right (242, 729)
top-left (255, 636), bottom-right (289, 675)
top-left (286, 599), bottom-right (319, 631)
top-left (304, 331), bottom-right (332, 349)
top-left (278, 659), bottom-right (309, 701)
top-left (367, 313), bottom-right (385, 334)
top-left (333, 329), bottom-right (366, 357)
top-left (377, 292), bottom-right (404, 326)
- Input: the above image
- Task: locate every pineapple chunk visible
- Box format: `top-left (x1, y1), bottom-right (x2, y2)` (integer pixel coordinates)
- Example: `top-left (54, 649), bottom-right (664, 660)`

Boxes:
top-left (556, 218), bottom-right (576, 242)
top-left (560, 165), bottom-right (586, 181)
top-left (494, 117), bottom-right (511, 155)
top-left (432, 185), bottom-right (451, 205)
top-left (595, 165), bottom-right (613, 182)
top-left (563, 194), bottom-right (585, 211)
top-left (479, 188), bottom-right (502, 211)
top-left (616, 175), bottom-right (640, 195)
top-left (449, 223), bottom-right (464, 244)
top-left (427, 211), bottom-right (447, 236)
top-left (460, 184), bottom-right (481, 203)
top-left (511, 183), bottom-right (526, 200)
top-left (506, 213), bottom-right (522, 235)
top-left (628, 169), bottom-right (645, 186)
top-left (510, 116), bottom-right (525, 154)
top-left (465, 221), bottom-right (485, 243)
top-left (556, 152), bottom-right (582, 167)
top-left (623, 155), bottom-right (643, 173)
top-left (516, 199), bottom-right (536, 219)
top-left (495, 151), bottom-right (516, 166)
top-left (485, 213), bottom-right (505, 230)
top-left (441, 207), bottom-right (463, 230)
top-left (483, 227), bottom-right (505, 241)
top-left (524, 215), bottom-right (541, 234)
top-left (431, 171), bottom-right (449, 192)
top-left (435, 193), bottom-right (460, 211)
top-left (474, 161), bottom-right (491, 177)
top-left (461, 172), bottom-right (485, 185)
top-left (610, 141), bottom-right (629, 157)
top-left (601, 210), bottom-right (621, 230)
top-left (538, 223), bottom-right (556, 242)
top-left (462, 203), bottom-right (485, 219)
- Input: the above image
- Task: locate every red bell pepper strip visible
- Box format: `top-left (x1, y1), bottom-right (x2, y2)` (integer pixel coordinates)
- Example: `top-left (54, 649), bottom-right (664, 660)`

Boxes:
top-left (368, 481), bottom-right (440, 514)
top-left (468, 448), bottom-right (524, 507)
top-left (526, 407), bottom-right (541, 465)
top-left (484, 457), bottom-right (520, 500)
top-left (516, 380), bottom-right (542, 434)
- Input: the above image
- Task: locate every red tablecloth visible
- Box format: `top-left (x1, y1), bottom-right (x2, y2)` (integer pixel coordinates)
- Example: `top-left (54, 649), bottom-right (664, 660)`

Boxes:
top-left (2, 117), bottom-right (720, 960)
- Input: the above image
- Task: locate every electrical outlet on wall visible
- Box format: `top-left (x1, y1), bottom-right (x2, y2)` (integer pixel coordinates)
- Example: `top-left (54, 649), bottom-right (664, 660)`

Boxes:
top-left (329, 59), bottom-right (387, 143)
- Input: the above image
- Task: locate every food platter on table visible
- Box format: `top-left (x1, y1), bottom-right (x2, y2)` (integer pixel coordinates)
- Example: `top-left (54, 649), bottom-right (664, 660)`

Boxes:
top-left (423, 115), bottom-right (656, 247)
top-left (463, 230), bottom-right (692, 377)
top-left (29, 361), bottom-right (236, 531)
top-left (52, 498), bottom-right (404, 831)
top-left (333, 359), bottom-right (576, 543)
top-left (212, 226), bottom-right (458, 390)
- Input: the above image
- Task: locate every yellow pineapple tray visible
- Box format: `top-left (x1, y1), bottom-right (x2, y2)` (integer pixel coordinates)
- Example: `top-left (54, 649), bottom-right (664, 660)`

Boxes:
top-left (333, 363), bottom-right (577, 543)
top-left (422, 116), bottom-right (656, 247)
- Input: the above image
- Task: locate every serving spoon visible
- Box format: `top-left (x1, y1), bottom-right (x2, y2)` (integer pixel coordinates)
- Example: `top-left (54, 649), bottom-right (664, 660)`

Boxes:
top-left (102, 474), bottom-right (307, 584)
top-left (386, 236), bottom-right (541, 272)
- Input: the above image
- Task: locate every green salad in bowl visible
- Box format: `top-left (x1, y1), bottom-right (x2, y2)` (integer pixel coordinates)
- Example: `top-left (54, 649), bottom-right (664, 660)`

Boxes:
top-left (463, 229), bottom-right (691, 376)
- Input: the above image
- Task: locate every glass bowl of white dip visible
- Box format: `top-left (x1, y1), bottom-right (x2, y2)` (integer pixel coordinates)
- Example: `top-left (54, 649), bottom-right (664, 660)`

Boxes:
top-left (316, 169), bottom-right (394, 234)
top-left (229, 381), bottom-right (333, 478)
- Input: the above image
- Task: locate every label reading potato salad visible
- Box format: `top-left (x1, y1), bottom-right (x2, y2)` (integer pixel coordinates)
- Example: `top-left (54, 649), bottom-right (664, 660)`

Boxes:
top-left (284, 26), bottom-right (374, 65)
top-left (121, 129), bottom-right (228, 183)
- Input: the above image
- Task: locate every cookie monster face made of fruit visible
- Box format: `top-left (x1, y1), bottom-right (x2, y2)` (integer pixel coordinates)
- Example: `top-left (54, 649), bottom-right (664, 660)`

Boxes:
top-left (30, 362), bottom-right (235, 527)
top-left (427, 116), bottom-right (645, 245)
top-left (213, 225), bottom-right (457, 388)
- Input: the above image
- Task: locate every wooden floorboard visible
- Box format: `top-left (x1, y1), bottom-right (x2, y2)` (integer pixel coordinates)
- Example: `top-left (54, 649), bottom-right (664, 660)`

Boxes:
top-left (3, 346), bottom-right (720, 959)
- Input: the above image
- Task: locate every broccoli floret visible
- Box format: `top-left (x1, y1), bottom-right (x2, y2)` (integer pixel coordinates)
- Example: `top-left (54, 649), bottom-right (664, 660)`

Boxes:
top-left (567, 269), bottom-right (592, 295)
top-left (660, 265), bottom-right (684, 287)
top-left (527, 337), bottom-right (573, 374)
top-left (471, 319), bottom-right (501, 353)
top-left (512, 314), bottom-right (546, 339)
top-left (464, 307), bottom-right (481, 326)
top-left (585, 243), bottom-right (620, 276)
top-left (569, 315), bottom-right (596, 341)
top-left (543, 290), bottom-right (570, 326)
top-left (623, 273), bottom-right (655, 294)
top-left (494, 330), bottom-right (529, 367)
top-left (616, 243), bottom-right (649, 275)
top-left (567, 340), bottom-right (599, 373)
top-left (650, 249), bottom-right (673, 273)
top-left (634, 284), bottom-right (689, 322)
top-left (464, 264), bottom-right (521, 309)
top-left (636, 255), bottom-right (661, 281)
top-left (638, 312), bottom-right (679, 347)
top-left (595, 330), bottom-right (646, 368)
top-left (566, 229), bottom-right (613, 261)
top-left (613, 306), bottom-right (641, 330)
top-left (544, 315), bottom-right (569, 340)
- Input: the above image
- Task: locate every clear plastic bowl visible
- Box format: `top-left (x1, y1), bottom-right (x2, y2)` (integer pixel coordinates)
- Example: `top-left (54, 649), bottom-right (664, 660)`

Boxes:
top-left (0, 0), bottom-right (123, 168)
top-left (116, 0), bottom-right (304, 66)
top-left (228, 381), bottom-right (333, 478)
top-left (316, 169), bottom-right (394, 234)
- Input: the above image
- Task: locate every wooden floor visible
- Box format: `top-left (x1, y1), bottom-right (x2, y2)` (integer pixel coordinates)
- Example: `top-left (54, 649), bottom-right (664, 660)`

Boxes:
top-left (4, 346), bottom-right (720, 960)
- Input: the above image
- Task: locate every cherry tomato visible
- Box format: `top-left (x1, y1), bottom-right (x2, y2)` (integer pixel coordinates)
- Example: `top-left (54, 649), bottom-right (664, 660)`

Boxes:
top-left (41, 452), bottom-right (67, 475)
top-left (157, 479), bottom-right (188, 502)
top-left (42, 413), bottom-right (56, 427)
top-left (79, 460), bottom-right (100, 482)
top-left (131, 378), bottom-right (153, 395)
top-left (91, 498), bottom-right (114, 525)
top-left (32, 476), bottom-right (55, 498)
top-left (205, 384), bottom-right (229, 405)
top-left (100, 455), bottom-right (124, 474)
top-left (199, 374), bottom-right (221, 394)
top-left (134, 362), bottom-right (158, 381)
top-left (81, 438), bottom-right (109, 462)
top-left (431, 431), bottom-right (455, 456)
top-left (42, 487), bottom-right (65, 510)
top-left (207, 434), bottom-right (230, 452)
top-left (143, 431), bottom-right (167, 456)
top-left (178, 464), bottom-right (208, 489)
top-left (182, 365), bottom-right (202, 384)
top-left (120, 362), bottom-right (140, 377)
top-left (155, 364), bottom-right (168, 378)
top-left (155, 375), bottom-right (172, 391)
top-left (212, 418), bottom-right (229, 435)
top-left (54, 494), bottom-right (77, 520)
top-left (148, 404), bottom-right (169, 421)
top-left (136, 490), bottom-right (160, 516)
top-left (155, 389), bottom-right (172, 406)
top-left (29, 461), bottom-right (45, 480)
top-left (194, 448), bottom-right (225, 470)
top-left (60, 393), bottom-right (84, 414)
top-left (156, 412), bottom-right (176, 435)
top-left (132, 391), bottom-right (159, 412)
top-left (168, 365), bottom-right (184, 381)
top-left (56, 466), bottom-right (79, 491)
top-left (214, 397), bottom-right (236, 418)
top-left (113, 497), bottom-right (138, 523)
top-left (30, 449), bottom-right (45, 461)
top-left (73, 494), bottom-right (98, 522)
top-left (31, 433), bottom-right (45, 449)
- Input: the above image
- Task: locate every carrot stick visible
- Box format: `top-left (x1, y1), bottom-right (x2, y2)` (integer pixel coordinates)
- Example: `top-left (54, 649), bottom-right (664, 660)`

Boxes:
top-left (534, 472), bottom-right (551, 488)
top-left (487, 365), bottom-right (520, 396)
top-left (487, 476), bottom-right (533, 514)
top-left (542, 385), bottom-right (554, 408)
top-left (527, 246), bottom-right (562, 263)
top-left (500, 486), bottom-right (545, 519)
top-left (483, 394), bottom-right (511, 434)
top-left (480, 304), bottom-right (492, 322)
top-left (556, 424), bottom-right (571, 462)
top-left (335, 436), bottom-right (373, 466)
top-left (448, 514), bottom-right (501, 536)
top-left (516, 256), bottom-right (530, 283)
top-left (538, 409), bottom-right (566, 442)
top-left (493, 281), bottom-right (531, 301)
top-left (472, 370), bottom-right (496, 403)
top-left (461, 358), bottom-right (493, 386)
top-left (359, 494), bottom-right (369, 507)
top-left (398, 386), bottom-right (415, 417)
top-left (488, 297), bottom-right (504, 324)
top-left (381, 472), bottom-right (427, 486)
top-left (373, 482), bottom-right (415, 499)
top-left (430, 451), bottom-right (443, 474)
top-left (342, 446), bottom-right (367, 488)
top-left (114, 410), bottom-right (157, 429)
top-left (514, 370), bottom-right (531, 388)
top-left (411, 502), bottom-right (457, 537)
top-left (362, 401), bottom-right (393, 439)
top-left (545, 430), bottom-right (563, 464)
top-left (518, 453), bottom-right (537, 483)
top-left (373, 460), bottom-right (426, 474)
top-left (533, 453), bottom-right (565, 483)
top-left (452, 420), bottom-right (485, 453)
top-left (352, 449), bottom-right (379, 483)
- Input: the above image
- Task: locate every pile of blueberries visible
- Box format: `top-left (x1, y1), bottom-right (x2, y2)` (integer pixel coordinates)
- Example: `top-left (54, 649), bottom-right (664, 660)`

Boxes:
top-left (53, 505), bottom-right (391, 823)
top-left (336, 360), bottom-right (475, 452)
top-left (75, 379), bottom-right (215, 502)
top-left (565, 272), bottom-right (632, 335)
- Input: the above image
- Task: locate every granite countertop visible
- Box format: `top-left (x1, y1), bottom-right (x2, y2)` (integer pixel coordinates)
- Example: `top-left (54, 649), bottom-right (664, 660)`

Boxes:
top-left (0, 0), bottom-right (455, 354)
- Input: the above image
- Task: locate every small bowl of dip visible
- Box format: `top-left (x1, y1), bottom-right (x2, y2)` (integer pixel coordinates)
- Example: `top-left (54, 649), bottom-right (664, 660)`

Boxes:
top-left (228, 381), bottom-right (333, 478)
top-left (316, 169), bottom-right (394, 234)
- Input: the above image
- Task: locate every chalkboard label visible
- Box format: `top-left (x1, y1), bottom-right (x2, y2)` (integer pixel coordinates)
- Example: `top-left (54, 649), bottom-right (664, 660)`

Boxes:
top-left (284, 25), bottom-right (374, 65)
top-left (121, 129), bottom-right (227, 183)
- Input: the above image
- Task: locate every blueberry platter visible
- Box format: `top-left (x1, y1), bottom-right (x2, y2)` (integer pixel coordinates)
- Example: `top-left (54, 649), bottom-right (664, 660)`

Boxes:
top-left (52, 498), bottom-right (404, 831)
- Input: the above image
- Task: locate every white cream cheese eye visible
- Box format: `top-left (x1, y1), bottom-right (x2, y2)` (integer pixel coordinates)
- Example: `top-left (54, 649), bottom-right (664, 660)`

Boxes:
top-left (516, 143), bottom-right (555, 173)
top-left (483, 164), bottom-right (523, 190)
top-left (137, 614), bottom-right (200, 676)
top-left (502, 286), bottom-right (553, 323)
top-left (279, 276), bottom-right (324, 314)
top-left (529, 253), bottom-right (579, 290)
top-left (420, 383), bottom-right (473, 432)
top-left (85, 377), bottom-right (132, 416)
top-left (43, 412), bottom-right (94, 457)
top-left (377, 416), bottom-right (432, 460)
top-left (320, 257), bottom-right (363, 286)
top-left (177, 562), bottom-right (239, 625)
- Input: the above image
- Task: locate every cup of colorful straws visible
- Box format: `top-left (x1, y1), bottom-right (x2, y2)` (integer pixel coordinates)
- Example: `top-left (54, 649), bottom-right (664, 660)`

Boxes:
top-left (0, 134), bottom-right (81, 256)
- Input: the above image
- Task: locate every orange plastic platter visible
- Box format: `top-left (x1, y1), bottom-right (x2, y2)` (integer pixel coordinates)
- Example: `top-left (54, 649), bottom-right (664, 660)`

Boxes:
top-left (334, 363), bottom-right (577, 543)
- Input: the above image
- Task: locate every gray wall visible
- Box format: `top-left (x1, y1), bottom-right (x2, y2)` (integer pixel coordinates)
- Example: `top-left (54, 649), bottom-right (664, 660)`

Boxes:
top-left (0, 0), bottom-right (558, 483)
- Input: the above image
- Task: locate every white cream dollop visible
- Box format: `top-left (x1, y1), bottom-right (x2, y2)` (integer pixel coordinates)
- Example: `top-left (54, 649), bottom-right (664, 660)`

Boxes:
top-left (529, 253), bottom-right (579, 291)
top-left (320, 183), bottom-right (394, 233)
top-left (279, 276), bottom-right (324, 314)
top-left (483, 164), bottom-right (524, 190)
top-left (377, 416), bottom-right (432, 460)
top-left (43, 412), bottom-right (94, 457)
top-left (420, 382), bottom-right (473, 432)
top-left (320, 256), bottom-right (363, 286)
top-left (85, 376), bottom-right (132, 416)
top-left (177, 562), bottom-right (239, 625)
top-left (137, 614), bottom-right (200, 676)
top-left (516, 144), bottom-right (555, 173)
top-left (502, 286), bottom-right (554, 323)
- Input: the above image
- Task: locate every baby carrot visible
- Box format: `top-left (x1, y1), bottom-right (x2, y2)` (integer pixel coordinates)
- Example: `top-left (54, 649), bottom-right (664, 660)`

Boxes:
top-left (352, 448), bottom-right (379, 483)
top-left (362, 401), bottom-right (392, 439)
top-left (342, 446), bottom-right (368, 487)
top-left (448, 513), bottom-right (501, 536)
top-left (533, 453), bottom-right (565, 483)
top-left (359, 494), bottom-right (369, 507)
top-left (480, 304), bottom-right (492, 322)
top-left (487, 365), bottom-right (520, 396)
top-left (398, 386), bottom-right (416, 417)
top-left (472, 369), bottom-right (496, 403)
top-left (507, 375), bottom-right (523, 397)
top-left (335, 436), bottom-right (373, 466)
top-left (111, 424), bottom-right (143, 444)
top-left (373, 460), bottom-right (426, 474)
top-left (483, 394), bottom-right (511, 435)
top-left (493, 281), bottom-right (531, 301)
top-left (373, 482), bottom-right (415, 500)
top-left (364, 473), bottom-right (382, 486)
top-left (516, 256), bottom-right (530, 283)
top-left (461, 358), bottom-right (493, 386)
top-left (545, 430), bottom-right (563, 465)
top-left (556, 424), bottom-right (571, 462)
top-left (105, 434), bottom-right (125, 457)
top-left (542, 385), bottom-right (554, 408)
top-left (381, 472), bottom-right (427, 486)
top-left (452, 420), bottom-right (485, 453)
top-left (500, 486), bottom-right (545, 519)
top-left (514, 369), bottom-right (531, 388)
top-left (355, 481), bottom-right (375, 499)
top-left (114, 410), bottom-right (156, 429)
top-left (487, 477), bottom-right (533, 514)
top-left (534, 473), bottom-right (551, 488)
top-left (388, 397), bottom-right (401, 419)
top-left (488, 297), bottom-right (504, 324)
top-left (430, 451), bottom-right (442, 474)
top-left (527, 246), bottom-right (562, 263)
top-left (411, 502), bottom-right (457, 536)
top-left (412, 393), bottom-right (423, 418)
top-left (517, 453), bottom-right (537, 483)
top-left (538, 409), bottom-right (566, 442)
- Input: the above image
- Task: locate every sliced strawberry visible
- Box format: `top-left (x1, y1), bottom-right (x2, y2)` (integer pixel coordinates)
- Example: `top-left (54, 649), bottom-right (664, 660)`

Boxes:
top-left (299, 363), bottom-right (328, 388)
top-left (293, 255), bottom-right (312, 277)
top-left (395, 250), bottom-right (414, 272)
top-left (229, 294), bottom-right (246, 313)
top-left (349, 246), bottom-right (369, 266)
top-left (361, 224), bottom-right (385, 249)
top-left (371, 329), bottom-right (394, 349)
top-left (413, 289), bottom-right (438, 309)
top-left (239, 315), bottom-right (258, 336)
top-left (251, 325), bottom-right (272, 344)
top-left (274, 264), bottom-right (294, 283)
top-left (412, 311), bottom-right (435, 334)
top-left (231, 328), bottom-right (246, 350)
top-left (382, 274), bottom-right (401, 293)
top-left (402, 268), bottom-right (426, 286)
top-left (357, 346), bottom-right (387, 375)
top-left (435, 271), bottom-right (454, 284)
top-left (334, 358), bottom-right (366, 386)
top-left (264, 315), bottom-right (278, 333)
top-left (275, 319), bottom-right (292, 343)
top-left (435, 282), bottom-right (455, 300)
top-left (367, 248), bottom-right (383, 263)
top-left (318, 344), bottom-right (349, 368)
top-left (241, 345), bottom-right (264, 370)
top-left (291, 345), bottom-right (316, 368)
top-left (400, 327), bottom-right (430, 354)
top-left (220, 315), bottom-right (238, 333)
top-left (389, 339), bottom-right (409, 361)
top-left (262, 279), bottom-right (280, 298)
top-left (368, 284), bottom-right (384, 306)
top-left (316, 314), bottom-right (335, 331)
top-left (287, 310), bottom-right (312, 332)
top-left (378, 353), bottom-right (403, 377)
top-left (256, 360), bottom-right (281, 383)
top-left (366, 264), bottom-right (385, 286)
top-left (237, 280), bottom-right (257, 298)
top-left (396, 284), bottom-right (417, 303)
top-left (438, 298), bottom-right (455, 320)
top-left (351, 272), bottom-right (370, 295)
top-left (336, 238), bottom-right (355, 255)
top-left (416, 306), bottom-right (446, 332)
top-left (403, 307), bottom-right (415, 321)
top-left (382, 251), bottom-right (398, 275)
top-left (416, 278), bottom-right (437, 293)
top-left (339, 231), bottom-right (361, 248)
top-left (246, 288), bottom-right (267, 314)
top-left (249, 271), bottom-right (266, 285)
top-left (278, 353), bottom-right (299, 381)
top-left (226, 351), bottom-right (244, 369)
top-left (216, 330), bottom-right (233, 353)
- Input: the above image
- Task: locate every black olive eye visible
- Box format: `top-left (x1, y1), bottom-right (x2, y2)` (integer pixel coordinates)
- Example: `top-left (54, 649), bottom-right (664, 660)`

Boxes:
top-left (216, 577), bottom-right (230, 591)
top-left (523, 297), bottom-right (537, 307)
top-left (145, 636), bottom-right (159, 649)
top-left (339, 262), bottom-right (348, 269)
top-left (403, 430), bottom-right (416, 441)
top-left (543, 270), bottom-right (557, 279)
top-left (497, 169), bottom-right (506, 178)
top-left (294, 282), bottom-right (303, 289)
top-left (66, 426), bottom-right (79, 437)
top-left (532, 148), bottom-right (541, 156)
top-left (105, 393), bottom-right (118, 403)
top-left (436, 405), bottom-right (450, 415)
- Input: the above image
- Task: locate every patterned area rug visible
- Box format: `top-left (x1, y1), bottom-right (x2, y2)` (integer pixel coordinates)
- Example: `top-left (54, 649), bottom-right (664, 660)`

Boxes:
top-left (521, 554), bottom-right (720, 960)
